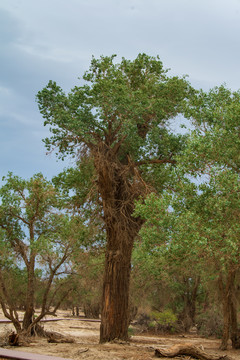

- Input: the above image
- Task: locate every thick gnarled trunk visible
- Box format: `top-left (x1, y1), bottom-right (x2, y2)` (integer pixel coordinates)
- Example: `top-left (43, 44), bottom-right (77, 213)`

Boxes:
top-left (99, 211), bottom-right (141, 342)
top-left (97, 152), bottom-right (143, 342)
top-left (100, 239), bottom-right (133, 342)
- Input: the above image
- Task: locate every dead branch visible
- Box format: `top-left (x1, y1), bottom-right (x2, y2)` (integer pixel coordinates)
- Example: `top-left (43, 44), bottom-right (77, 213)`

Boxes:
top-left (155, 344), bottom-right (233, 360)
top-left (46, 331), bottom-right (75, 344)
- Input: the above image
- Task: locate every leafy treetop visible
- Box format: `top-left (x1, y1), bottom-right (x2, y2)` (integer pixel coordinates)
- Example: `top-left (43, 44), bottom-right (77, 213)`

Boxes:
top-left (37, 54), bottom-right (191, 167)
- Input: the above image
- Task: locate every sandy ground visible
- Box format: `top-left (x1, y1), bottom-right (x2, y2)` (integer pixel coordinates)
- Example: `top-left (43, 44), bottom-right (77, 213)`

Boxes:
top-left (0, 310), bottom-right (239, 360)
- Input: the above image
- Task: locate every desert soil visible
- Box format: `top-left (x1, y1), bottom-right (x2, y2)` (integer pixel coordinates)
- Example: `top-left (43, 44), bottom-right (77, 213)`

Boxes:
top-left (0, 310), bottom-right (239, 360)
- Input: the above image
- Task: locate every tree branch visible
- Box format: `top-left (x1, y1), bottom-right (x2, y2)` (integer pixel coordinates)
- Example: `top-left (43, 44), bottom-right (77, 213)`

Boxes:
top-left (0, 269), bottom-right (21, 331)
top-left (38, 245), bottom-right (71, 321)
top-left (136, 158), bottom-right (176, 166)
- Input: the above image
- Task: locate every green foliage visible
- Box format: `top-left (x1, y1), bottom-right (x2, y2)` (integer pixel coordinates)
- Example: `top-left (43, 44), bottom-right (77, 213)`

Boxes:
top-left (133, 83), bottom-right (240, 344)
top-left (37, 54), bottom-right (191, 170)
top-left (37, 54), bottom-right (193, 341)
top-left (182, 85), bottom-right (240, 174)
top-left (128, 326), bottom-right (135, 336)
top-left (0, 172), bottom-right (89, 331)
top-left (52, 156), bottom-right (97, 211)
top-left (4, 54), bottom-right (240, 341)
top-left (151, 309), bottom-right (177, 327)
top-left (145, 309), bottom-right (178, 333)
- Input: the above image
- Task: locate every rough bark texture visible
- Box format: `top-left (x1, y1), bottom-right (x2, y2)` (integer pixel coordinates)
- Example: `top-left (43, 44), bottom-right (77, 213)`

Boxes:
top-left (99, 209), bottom-right (142, 342)
top-left (96, 149), bottom-right (144, 343)
top-left (100, 232), bottom-right (134, 342)
top-left (155, 344), bottom-right (233, 360)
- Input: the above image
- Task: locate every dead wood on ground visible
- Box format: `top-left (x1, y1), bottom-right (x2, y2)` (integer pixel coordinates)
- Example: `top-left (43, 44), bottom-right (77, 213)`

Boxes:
top-left (46, 331), bottom-right (75, 343)
top-left (155, 344), bottom-right (233, 360)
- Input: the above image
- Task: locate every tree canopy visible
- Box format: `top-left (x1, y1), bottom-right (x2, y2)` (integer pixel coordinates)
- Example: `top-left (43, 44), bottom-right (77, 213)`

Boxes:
top-left (0, 172), bottom-right (86, 334)
top-left (134, 84), bottom-right (240, 349)
top-left (37, 53), bottom-right (192, 342)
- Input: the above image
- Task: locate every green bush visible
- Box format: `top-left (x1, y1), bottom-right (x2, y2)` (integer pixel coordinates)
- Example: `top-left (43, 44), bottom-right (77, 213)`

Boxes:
top-left (128, 326), bottom-right (135, 336)
top-left (150, 309), bottom-right (177, 332)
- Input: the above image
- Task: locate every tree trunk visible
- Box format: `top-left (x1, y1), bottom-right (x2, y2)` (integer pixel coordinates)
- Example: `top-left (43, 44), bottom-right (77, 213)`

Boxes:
top-left (230, 284), bottom-right (240, 349)
top-left (97, 153), bottom-right (143, 343)
top-left (22, 253), bottom-right (35, 333)
top-left (220, 296), bottom-right (230, 350)
top-left (189, 276), bottom-right (200, 325)
top-left (218, 269), bottom-right (236, 350)
top-left (100, 232), bottom-right (133, 342)
top-left (180, 276), bottom-right (200, 331)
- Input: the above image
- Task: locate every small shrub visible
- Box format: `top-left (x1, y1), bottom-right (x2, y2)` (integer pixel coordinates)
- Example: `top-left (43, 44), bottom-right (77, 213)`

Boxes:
top-left (135, 310), bottom-right (179, 334)
top-left (148, 320), bottom-right (157, 329)
top-left (196, 308), bottom-right (223, 338)
top-left (150, 309), bottom-right (178, 333)
top-left (128, 326), bottom-right (135, 336)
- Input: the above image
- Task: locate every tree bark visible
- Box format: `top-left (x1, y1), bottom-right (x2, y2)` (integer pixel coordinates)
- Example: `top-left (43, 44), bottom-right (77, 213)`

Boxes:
top-left (97, 152), bottom-right (143, 343)
top-left (100, 233), bottom-right (133, 342)
top-left (229, 282), bottom-right (240, 349)
top-left (218, 269), bottom-right (236, 350)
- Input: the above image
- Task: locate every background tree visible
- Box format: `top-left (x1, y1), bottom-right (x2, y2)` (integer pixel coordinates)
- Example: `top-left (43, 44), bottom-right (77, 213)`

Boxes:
top-left (75, 249), bottom-right (104, 319)
top-left (183, 85), bottom-right (240, 349)
top-left (133, 191), bottom-right (204, 332)
top-left (0, 173), bottom-right (86, 334)
top-left (135, 83), bottom-right (240, 348)
top-left (37, 54), bottom-right (190, 342)
top-left (136, 170), bottom-right (240, 347)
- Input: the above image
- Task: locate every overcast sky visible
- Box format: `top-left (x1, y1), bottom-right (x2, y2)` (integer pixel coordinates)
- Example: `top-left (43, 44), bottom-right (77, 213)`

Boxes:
top-left (1, 0), bottom-right (240, 182)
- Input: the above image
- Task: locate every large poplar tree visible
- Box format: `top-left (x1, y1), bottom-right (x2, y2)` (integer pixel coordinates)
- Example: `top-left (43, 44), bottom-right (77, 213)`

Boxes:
top-left (37, 54), bottom-right (190, 342)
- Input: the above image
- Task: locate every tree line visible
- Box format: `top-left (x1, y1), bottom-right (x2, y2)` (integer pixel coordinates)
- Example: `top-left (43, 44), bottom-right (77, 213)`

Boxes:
top-left (0, 54), bottom-right (239, 349)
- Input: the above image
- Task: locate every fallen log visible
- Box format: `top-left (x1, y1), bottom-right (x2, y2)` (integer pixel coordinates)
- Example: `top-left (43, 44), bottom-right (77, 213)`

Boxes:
top-left (155, 344), bottom-right (233, 360)
top-left (46, 331), bottom-right (75, 344)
